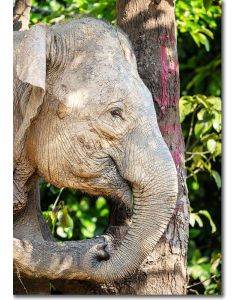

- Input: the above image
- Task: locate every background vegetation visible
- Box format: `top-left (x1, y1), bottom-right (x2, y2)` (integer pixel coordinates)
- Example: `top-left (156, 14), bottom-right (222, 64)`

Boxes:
top-left (30, 0), bottom-right (222, 295)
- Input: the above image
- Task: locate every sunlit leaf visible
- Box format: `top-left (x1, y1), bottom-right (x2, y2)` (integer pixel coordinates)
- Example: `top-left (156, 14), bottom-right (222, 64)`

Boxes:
top-left (190, 213), bottom-right (196, 227)
top-left (207, 97), bottom-right (222, 111)
top-left (213, 142), bottom-right (222, 157)
top-left (197, 256), bottom-right (209, 264)
top-left (199, 210), bottom-right (217, 233)
top-left (57, 207), bottom-right (73, 229)
top-left (207, 139), bottom-right (217, 153)
top-left (99, 208), bottom-right (109, 217)
top-left (210, 253), bottom-right (221, 273)
top-left (80, 218), bottom-right (96, 232)
top-left (212, 170), bottom-right (221, 189)
top-left (194, 120), bottom-right (212, 137)
top-left (79, 198), bottom-right (90, 211)
top-left (190, 213), bottom-right (203, 228)
top-left (213, 113), bottom-right (221, 132)
top-left (96, 196), bottom-right (107, 210)
top-left (81, 227), bottom-right (94, 238)
top-left (179, 96), bottom-right (196, 122)
top-left (56, 226), bottom-right (67, 238)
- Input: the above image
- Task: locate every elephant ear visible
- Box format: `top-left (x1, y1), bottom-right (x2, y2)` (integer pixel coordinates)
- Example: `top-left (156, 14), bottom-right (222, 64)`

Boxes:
top-left (14, 24), bottom-right (49, 163)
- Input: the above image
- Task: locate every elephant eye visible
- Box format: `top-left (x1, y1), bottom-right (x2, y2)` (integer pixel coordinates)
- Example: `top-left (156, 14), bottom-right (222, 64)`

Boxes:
top-left (110, 108), bottom-right (124, 120)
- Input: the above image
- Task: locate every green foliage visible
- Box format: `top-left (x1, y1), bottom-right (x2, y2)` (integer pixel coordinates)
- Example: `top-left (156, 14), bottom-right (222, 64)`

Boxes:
top-left (181, 94), bottom-right (221, 295)
top-left (40, 182), bottom-right (109, 240)
top-left (180, 94), bottom-right (221, 187)
top-left (176, 0), bottom-right (221, 96)
top-left (188, 240), bottom-right (221, 295)
top-left (176, 2), bottom-right (222, 292)
top-left (31, 0), bottom-right (116, 25)
top-left (176, 0), bottom-right (221, 51)
top-left (29, 0), bottom-right (221, 295)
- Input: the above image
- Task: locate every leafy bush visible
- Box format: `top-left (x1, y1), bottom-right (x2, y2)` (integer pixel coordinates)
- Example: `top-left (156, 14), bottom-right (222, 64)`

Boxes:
top-left (40, 183), bottom-right (110, 240)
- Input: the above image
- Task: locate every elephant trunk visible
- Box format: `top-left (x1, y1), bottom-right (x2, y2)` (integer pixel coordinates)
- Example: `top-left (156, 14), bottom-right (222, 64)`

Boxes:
top-left (84, 127), bottom-right (178, 282)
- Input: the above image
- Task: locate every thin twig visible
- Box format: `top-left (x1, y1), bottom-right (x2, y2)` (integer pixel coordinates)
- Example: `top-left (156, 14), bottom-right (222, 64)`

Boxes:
top-left (188, 288), bottom-right (199, 295)
top-left (186, 151), bottom-right (210, 155)
top-left (186, 168), bottom-right (201, 179)
top-left (185, 154), bottom-right (194, 163)
top-left (185, 151), bottom-right (210, 163)
top-left (15, 264), bottom-right (28, 294)
top-left (185, 106), bottom-right (198, 151)
top-left (187, 275), bottom-right (217, 289)
top-left (52, 187), bottom-right (64, 210)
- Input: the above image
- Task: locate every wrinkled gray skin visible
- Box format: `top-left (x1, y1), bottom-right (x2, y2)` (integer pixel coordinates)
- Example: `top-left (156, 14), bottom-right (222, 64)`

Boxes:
top-left (13, 18), bottom-right (178, 282)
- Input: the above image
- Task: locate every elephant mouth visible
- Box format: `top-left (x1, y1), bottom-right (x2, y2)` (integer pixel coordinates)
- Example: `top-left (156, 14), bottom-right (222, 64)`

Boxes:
top-left (75, 154), bottom-right (134, 213)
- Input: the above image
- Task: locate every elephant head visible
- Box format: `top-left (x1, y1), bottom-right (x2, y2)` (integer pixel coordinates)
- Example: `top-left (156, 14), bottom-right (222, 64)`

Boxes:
top-left (13, 18), bottom-right (178, 282)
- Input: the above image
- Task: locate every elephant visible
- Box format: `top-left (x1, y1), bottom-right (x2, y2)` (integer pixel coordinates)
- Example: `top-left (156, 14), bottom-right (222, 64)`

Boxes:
top-left (13, 17), bottom-right (178, 284)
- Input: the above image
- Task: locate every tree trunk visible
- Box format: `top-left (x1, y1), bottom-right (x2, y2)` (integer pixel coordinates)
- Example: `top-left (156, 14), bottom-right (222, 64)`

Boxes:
top-left (114, 0), bottom-right (189, 294)
top-left (13, 0), bottom-right (32, 31)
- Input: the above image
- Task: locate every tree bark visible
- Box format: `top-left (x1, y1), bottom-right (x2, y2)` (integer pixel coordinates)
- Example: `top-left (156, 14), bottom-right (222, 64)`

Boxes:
top-left (114, 0), bottom-right (189, 294)
top-left (13, 0), bottom-right (32, 31)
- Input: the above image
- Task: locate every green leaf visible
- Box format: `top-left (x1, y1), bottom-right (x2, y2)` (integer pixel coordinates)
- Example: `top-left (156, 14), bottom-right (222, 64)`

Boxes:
top-left (198, 32), bottom-right (210, 51)
top-left (207, 97), bottom-right (222, 111)
top-left (210, 253), bottom-right (221, 273)
top-left (213, 142), bottom-right (222, 157)
top-left (57, 207), bottom-right (73, 229)
top-left (56, 226), bottom-right (67, 238)
top-left (190, 32), bottom-right (200, 47)
top-left (196, 95), bottom-right (209, 108)
top-left (198, 28), bottom-right (214, 39)
top-left (190, 213), bottom-right (196, 227)
top-left (96, 196), bottom-right (107, 210)
top-left (80, 218), bottom-right (96, 232)
top-left (199, 210), bottom-right (217, 233)
top-left (179, 96), bottom-right (196, 122)
top-left (197, 257), bottom-right (209, 264)
top-left (99, 208), bottom-right (109, 217)
top-left (79, 198), bottom-right (89, 211)
top-left (190, 213), bottom-right (203, 228)
top-left (194, 120), bottom-right (212, 137)
top-left (207, 139), bottom-right (217, 153)
top-left (197, 108), bottom-right (207, 121)
top-left (203, 0), bottom-right (213, 11)
top-left (213, 112), bottom-right (222, 132)
top-left (81, 227), bottom-right (94, 238)
top-left (212, 170), bottom-right (221, 189)
top-left (194, 214), bottom-right (204, 227)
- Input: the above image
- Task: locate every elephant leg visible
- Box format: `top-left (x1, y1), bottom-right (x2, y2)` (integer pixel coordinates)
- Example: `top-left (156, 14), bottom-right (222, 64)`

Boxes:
top-left (13, 183), bottom-right (52, 294)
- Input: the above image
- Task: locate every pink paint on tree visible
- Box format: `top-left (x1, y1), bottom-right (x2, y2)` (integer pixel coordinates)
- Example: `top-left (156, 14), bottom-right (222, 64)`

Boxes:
top-left (160, 33), bottom-right (168, 113)
top-left (172, 148), bottom-right (181, 169)
top-left (160, 124), bottom-right (179, 133)
top-left (156, 32), bottom-right (180, 112)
